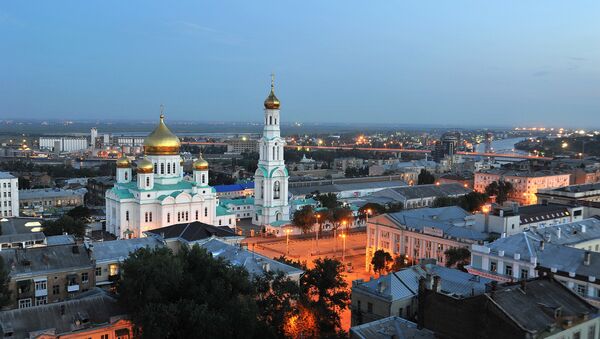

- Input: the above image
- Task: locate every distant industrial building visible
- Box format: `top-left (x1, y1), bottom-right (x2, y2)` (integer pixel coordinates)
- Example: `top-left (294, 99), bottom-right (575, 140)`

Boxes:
top-left (225, 138), bottom-right (258, 154)
top-left (39, 137), bottom-right (88, 152)
top-left (364, 183), bottom-right (471, 209)
top-left (19, 188), bottom-right (86, 217)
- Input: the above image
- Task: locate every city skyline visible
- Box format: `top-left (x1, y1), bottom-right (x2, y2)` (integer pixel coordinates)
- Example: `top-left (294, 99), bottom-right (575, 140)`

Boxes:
top-left (1, 1), bottom-right (599, 126)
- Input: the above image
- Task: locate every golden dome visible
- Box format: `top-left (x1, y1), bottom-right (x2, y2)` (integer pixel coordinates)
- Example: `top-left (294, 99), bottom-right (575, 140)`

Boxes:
top-left (264, 75), bottom-right (280, 110)
top-left (143, 114), bottom-right (181, 155)
top-left (116, 155), bottom-right (131, 168)
top-left (136, 158), bottom-right (154, 174)
top-left (193, 153), bottom-right (209, 171)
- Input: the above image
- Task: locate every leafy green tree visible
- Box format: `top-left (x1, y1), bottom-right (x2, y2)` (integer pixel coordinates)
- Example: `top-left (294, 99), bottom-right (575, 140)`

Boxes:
top-left (433, 192), bottom-right (488, 212)
top-left (391, 255), bottom-right (410, 272)
top-left (315, 193), bottom-right (339, 209)
top-left (444, 247), bottom-right (471, 271)
top-left (417, 169), bottom-right (435, 185)
top-left (359, 203), bottom-right (386, 217)
top-left (292, 205), bottom-right (317, 234)
top-left (254, 271), bottom-right (301, 338)
top-left (371, 249), bottom-right (393, 275)
top-left (66, 206), bottom-right (92, 221)
top-left (274, 255), bottom-right (308, 271)
top-left (485, 181), bottom-right (514, 204)
top-left (118, 246), bottom-right (262, 339)
top-left (42, 216), bottom-right (86, 237)
top-left (0, 257), bottom-right (11, 307)
top-left (332, 207), bottom-right (353, 230)
top-left (301, 258), bottom-right (349, 336)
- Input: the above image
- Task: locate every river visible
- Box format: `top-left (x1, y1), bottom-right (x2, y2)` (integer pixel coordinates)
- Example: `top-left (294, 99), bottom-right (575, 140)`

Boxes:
top-left (474, 137), bottom-right (528, 155)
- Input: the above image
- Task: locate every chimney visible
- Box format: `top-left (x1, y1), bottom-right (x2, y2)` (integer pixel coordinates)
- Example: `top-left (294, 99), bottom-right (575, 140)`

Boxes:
top-left (377, 281), bottom-right (386, 293)
top-left (433, 276), bottom-right (442, 293)
top-left (417, 277), bottom-right (426, 330)
top-left (584, 251), bottom-right (591, 266)
top-left (540, 240), bottom-right (545, 251)
top-left (557, 228), bottom-right (561, 239)
top-left (581, 224), bottom-right (586, 233)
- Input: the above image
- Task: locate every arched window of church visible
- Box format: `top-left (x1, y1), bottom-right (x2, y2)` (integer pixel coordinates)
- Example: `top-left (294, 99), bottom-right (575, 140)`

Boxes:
top-left (269, 116), bottom-right (272, 125)
top-left (204, 207), bottom-right (208, 217)
top-left (167, 213), bottom-right (170, 223)
top-left (273, 146), bottom-right (275, 160)
top-left (274, 181), bottom-right (280, 199)
top-left (177, 212), bottom-right (181, 222)
top-left (124, 172), bottom-right (128, 180)
top-left (261, 182), bottom-right (264, 199)
top-left (154, 163), bottom-right (158, 174)
top-left (144, 212), bottom-right (148, 223)
top-left (125, 211), bottom-right (129, 221)
top-left (275, 118), bottom-right (277, 124)
top-left (219, 219), bottom-right (222, 226)
top-left (149, 212), bottom-right (152, 222)
top-left (195, 210), bottom-right (198, 220)
top-left (185, 211), bottom-right (189, 221)
top-left (160, 163), bottom-right (165, 175)
top-left (167, 162), bottom-right (171, 174)
top-left (146, 177), bottom-right (150, 187)
top-left (201, 174), bottom-right (205, 184)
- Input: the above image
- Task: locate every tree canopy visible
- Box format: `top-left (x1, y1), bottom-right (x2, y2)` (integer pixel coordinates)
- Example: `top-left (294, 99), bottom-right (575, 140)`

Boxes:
top-left (42, 216), bottom-right (86, 237)
top-left (371, 249), bottom-right (393, 275)
top-left (315, 192), bottom-right (339, 209)
top-left (292, 205), bottom-right (317, 234)
top-left (485, 181), bottom-right (514, 205)
top-left (66, 206), bottom-right (92, 221)
top-left (444, 247), bottom-right (471, 271)
top-left (0, 257), bottom-right (11, 308)
top-left (433, 191), bottom-right (489, 212)
top-left (418, 169), bottom-right (435, 185)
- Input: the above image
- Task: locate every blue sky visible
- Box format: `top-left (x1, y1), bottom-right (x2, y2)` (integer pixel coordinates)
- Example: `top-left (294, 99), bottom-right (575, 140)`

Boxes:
top-left (1, 1), bottom-right (599, 126)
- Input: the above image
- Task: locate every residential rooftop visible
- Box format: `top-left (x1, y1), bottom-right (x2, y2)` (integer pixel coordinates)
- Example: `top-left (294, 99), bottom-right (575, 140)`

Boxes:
top-left (350, 316), bottom-right (436, 339)
top-left (199, 238), bottom-right (303, 279)
top-left (89, 237), bottom-right (163, 263)
top-left (145, 221), bottom-right (239, 243)
top-left (213, 182), bottom-right (254, 193)
top-left (0, 289), bottom-right (127, 339)
top-left (353, 264), bottom-right (491, 302)
top-left (0, 244), bottom-right (92, 278)
top-left (531, 218), bottom-right (600, 247)
top-left (18, 188), bottom-right (87, 200)
top-left (0, 172), bottom-right (16, 180)
top-left (372, 183), bottom-right (471, 201)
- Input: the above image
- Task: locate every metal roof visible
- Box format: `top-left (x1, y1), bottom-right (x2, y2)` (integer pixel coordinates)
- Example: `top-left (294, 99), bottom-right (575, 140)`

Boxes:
top-left (145, 221), bottom-right (238, 243)
top-left (90, 237), bottom-right (163, 263)
top-left (350, 316), bottom-right (436, 339)
top-left (0, 244), bottom-right (92, 277)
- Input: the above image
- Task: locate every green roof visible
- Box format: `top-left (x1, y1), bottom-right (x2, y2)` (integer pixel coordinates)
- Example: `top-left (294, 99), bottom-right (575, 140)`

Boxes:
top-left (221, 197), bottom-right (255, 206)
top-left (112, 188), bottom-right (134, 199)
top-left (216, 205), bottom-right (234, 216)
top-left (270, 220), bottom-right (291, 227)
top-left (291, 198), bottom-right (317, 206)
top-left (120, 180), bottom-right (194, 192)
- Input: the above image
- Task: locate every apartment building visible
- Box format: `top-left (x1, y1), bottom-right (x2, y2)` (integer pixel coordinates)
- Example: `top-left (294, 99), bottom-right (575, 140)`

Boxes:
top-left (474, 169), bottom-right (571, 205)
top-left (0, 172), bottom-right (19, 218)
top-left (0, 244), bottom-right (95, 309)
top-left (19, 188), bottom-right (86, 217)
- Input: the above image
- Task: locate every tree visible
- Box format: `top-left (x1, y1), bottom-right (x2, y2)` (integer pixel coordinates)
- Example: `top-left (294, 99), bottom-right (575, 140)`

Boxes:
top-left (292, 206), bottom-right (316, 234)
top-left (42, 216), bottom-right (86, 237)
top-left (315, 193), bottom-right (339, 209)
top-left (66, 206), bottom-right (92, 221)
top-left (254, 271), bottom-right (302, 338)
top-left (332, 207), bottom-right (353, 231)
top-left (417, 169), bottom-right (435, 185)
top-left (282, 304), bottom-right (318, 338)
top-left (18, 176), bottom-right (31, 189)
top-left (485, 181), bottom-right (514, 204)
top-left (391, 255), bottom-right (410, 272)
top-left (433, 192), bottom-right (488, 212)
top-left (359, 203), bottom-right (386, 217)
top-left (371, 249), bottom-right (393, 275)
top-left (118, 246), bottom-right (263, 339)
top-left (444, 247), bottom-right (471, 271)
top-left (301, 258), bottom-right (349, 336)
top-left (0, 257), bottom-right (11, 307)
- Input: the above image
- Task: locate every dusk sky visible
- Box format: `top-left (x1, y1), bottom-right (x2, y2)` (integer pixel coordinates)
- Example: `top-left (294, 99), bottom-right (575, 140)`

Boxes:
top-left (1, 1), bottom-right (599, 127)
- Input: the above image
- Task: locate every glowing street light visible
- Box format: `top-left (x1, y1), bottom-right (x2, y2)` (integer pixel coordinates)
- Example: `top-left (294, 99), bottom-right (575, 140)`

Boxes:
top-left (365, 208), bottom-right (372, 225)
top-left (285, 228), bottom-right (292, 255)
top-left (562, 142), bottom-right (568, 149)
top-left (339, 233), bottom-right (347, 262)
top-left (315, 214), bottom-right (321, 254)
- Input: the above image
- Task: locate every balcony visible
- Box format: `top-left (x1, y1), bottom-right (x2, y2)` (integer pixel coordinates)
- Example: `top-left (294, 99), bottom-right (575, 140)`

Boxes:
top-left (67, 284), bottom-right (80, 293)
top-left (34, 288), bottom-right (48, 297)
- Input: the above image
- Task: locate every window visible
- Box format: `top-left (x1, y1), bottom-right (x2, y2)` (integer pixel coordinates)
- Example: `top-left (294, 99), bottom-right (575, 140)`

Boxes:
top-left (201, 174), bottom-right (206, 184)
top-left (35, 280), bottom-right (47, 291)
top-left (125, 211), bottom-right (129, 221)
top-left (109, 264), bottom-right (119, 276)
top-left (205, 207), bottom-right (208, 217)
top-left (81, 272), bottom-right (89, 283)
top-left (167, 162), bottom-right (171, 174)
top-left (577, 284), bottom-right (587, 296)
top-left (145, 212), bottom-right (148, 223)
top-left (490, 261), bottom-right (497, 272)
top-left (95, 267), bottom-right (102, 277)
top-left (53, 285), bottom-right (60, 295)
top-left (219, 219), bottom-right (222, 226)
top-left (367, 302), bottom-right (373, 313)
top-left (520, 269), bottom-right (528, 279)
top-left (398, 307), bottom-right (403, 317)
top-left (589, 325), bottom-right (596, 339)
top-left (505, 265), bottom-right (513, 277)
top-left (195, 210), bottom-right (199, 220)
top-left (274, 181), bottom-right (280, 199)
top-left (154, 163), bottom-right (158, 174)
top-left (269, 116), bottom-right (272, 125)
top-left (101, 335), bottom-right (109, 339)
top-left (124, 171), bottom-right (128, 180)
top-left (177, 212), bottom-right (181, 222)
top-left (149, 212), bottom-right (152, 222)
top-left (146, 177), bottom-right (150, 187)
top-left (573, 331), bottom-right (580, 339)
top-left (35, 296), bottom-right (47, 306)
top-left (18, 298), bottom-right (32, 309)
top-left (160, 163), bottom-right (165, 174)
top-left (167, 213), bottom-right (170, 223)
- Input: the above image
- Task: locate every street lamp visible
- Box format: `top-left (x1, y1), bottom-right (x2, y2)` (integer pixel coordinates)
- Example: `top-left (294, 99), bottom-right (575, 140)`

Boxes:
top-left (285, 228), bottom-right (292, 255)
top-left (315, 214), bottom-right (321, 255)
top-left (339, 233), bottom-right (347, 262)
top-left (365, 208), bottom-right (372, 225)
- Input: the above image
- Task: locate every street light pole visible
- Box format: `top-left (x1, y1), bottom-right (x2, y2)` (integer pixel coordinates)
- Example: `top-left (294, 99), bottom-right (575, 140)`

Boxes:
top-left (315, 214), bottom-right (320, 255)
top-left (286, 228), bottom-right (291, 255)
top-left (340, 233), bottom-right (347, 262)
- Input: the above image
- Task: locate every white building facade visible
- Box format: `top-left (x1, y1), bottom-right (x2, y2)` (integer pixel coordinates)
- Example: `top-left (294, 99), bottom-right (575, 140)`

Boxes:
top-left (0, 172), bottom-right (19, 218)
top-left (105, 114), bottom-right (235, 239)
top-left (253, 78), bottom-right (290, 226)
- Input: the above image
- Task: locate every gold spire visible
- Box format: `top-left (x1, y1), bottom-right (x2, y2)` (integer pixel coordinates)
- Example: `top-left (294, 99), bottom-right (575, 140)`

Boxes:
top-left (264, 73), bottom-right (280, 109)
top-left (143, 106), bottom-right (181, 155)
top-left (193, 152), bottom-right (209, 170)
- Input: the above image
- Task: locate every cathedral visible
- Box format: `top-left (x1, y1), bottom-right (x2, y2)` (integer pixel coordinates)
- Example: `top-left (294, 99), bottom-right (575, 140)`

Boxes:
top-left (105, 112), bottom-right (235, 239)
top-left (106, 79), bottom-right (290, 238)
